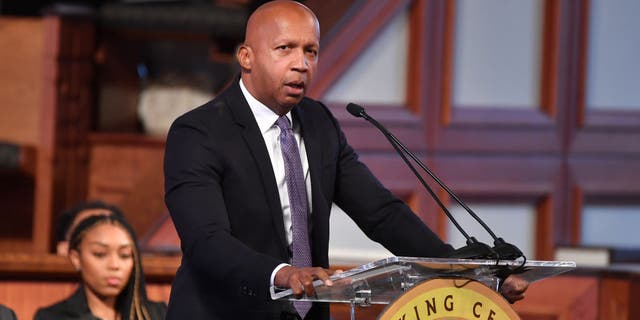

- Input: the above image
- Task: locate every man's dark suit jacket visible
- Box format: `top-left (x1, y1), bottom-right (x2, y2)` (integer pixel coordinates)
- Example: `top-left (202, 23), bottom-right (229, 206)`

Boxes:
top-left (164, 81), bottom-right (454, 319)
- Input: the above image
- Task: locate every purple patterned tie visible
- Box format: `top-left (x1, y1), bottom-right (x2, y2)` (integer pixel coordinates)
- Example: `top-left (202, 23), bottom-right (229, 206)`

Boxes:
top-left (276, 116), bottom-right (312, 319)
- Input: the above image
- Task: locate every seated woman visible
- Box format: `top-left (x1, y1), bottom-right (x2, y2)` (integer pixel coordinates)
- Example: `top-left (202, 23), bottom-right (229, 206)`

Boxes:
top-left (34, 214), bottom-right (166, 320)
top-left (0, 304), bottom-right (17, 320)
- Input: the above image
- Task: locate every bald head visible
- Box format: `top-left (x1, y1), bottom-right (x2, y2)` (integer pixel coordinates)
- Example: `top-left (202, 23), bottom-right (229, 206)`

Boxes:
top-left (245, 1), bottom-right (319, 46)
top-left (237, 0), bottom-right (320, 115)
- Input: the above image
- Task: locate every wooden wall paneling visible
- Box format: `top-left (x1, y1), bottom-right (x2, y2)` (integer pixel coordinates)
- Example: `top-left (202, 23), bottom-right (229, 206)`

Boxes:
top-left (535, 195), bottom-right (554, 260)
top-left (568, 186), bottom-right (583, 245)
top-left (406, 0), bottom-right (429, 115)
top-left (432, 155), bottom-right (560, 259)
top-left (539, 0), bottom-right (561, 118)
top-left (435, 0), bottom-right (454, 126)
top-left (433, 0), bottom-right (562, 154)
top-left (553, 0), bottom-right (585, 155)
top-left (571, 157), bottom-right (640, 199)
top-left (94, 30), bottom-right (145, 132)
top-left (87, 134), bottom-right (168, 241)
top-left (0, 280), bottom-right (172, 320)
top-left (565, 0), bottom-right (640, 253)
top-left (0, 253), bottom-right (177, 320)
top-left (630, 273), bottom-right (640, 319)
top-left (431, 156), bottom-right (559, 197)
top-left (358, 153), bottom-right (421, 197)
top-left (550, 159), bottom-right (573, 248)
top-left (421, 0), bottom-right (585, 255)
top-left (436, 120), bottom-right (559, 153)
top-left (573, 0), bottom-right (639, 142)
top-left (308, 0), bottom-right (411, 98)
top-left (549, 0), bottom-right (593, 248)
top-left (572, 111), bottom-right (640, 155)
top-left (51, 14), bottom-right (96, 213)
top-left (330, 304), bottom-right (386, 320)
top-left (331, 103), bottom-right (427, 152)
top-left (304, 0), bottom-right (359, 41)
top-left (568, 0), bottom-right (640, 280)
top-left (572, 0), bottom-right (589, 130)
top-left (0, 281), bottom-right (78, 320)
top-left (329, 101), bottom-right (449, 230)
top-left (314, 0), bottom-right (506, 242)
top-left (512, 275), bottom-right (598, 320)
top-left (0, 171), bottom-right (35, 251)
top-left (570, 156), bottom-right (640, 250)
top-left (569, 1), bottom-right (640, 158)
top-left (599, 276), bottom-right (630, 319)
top-left (406, 181), bottom-right (447, 236)
top-left (0, 253), bottom-right (180, 282)
top-left (572, 0), bottom-right (640, 153)
top-left (598, 271), bottom-right (640, 320)
top-left (0, 17), bottom-right (45, 252)
top-left (315, 0), bottom-right (454, 231)
top-left (0, 17), bottom-right (44, 146)
top-left (336, 110), bottom-right (433, 227)
top-left (38, 14), bottom-right (97, 252)
top-left (413, 0), bottom-right (449, 148)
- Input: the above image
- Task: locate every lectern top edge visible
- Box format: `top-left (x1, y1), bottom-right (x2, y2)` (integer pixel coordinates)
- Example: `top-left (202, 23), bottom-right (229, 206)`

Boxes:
top-left (270, 256), bottom-right (576, 302)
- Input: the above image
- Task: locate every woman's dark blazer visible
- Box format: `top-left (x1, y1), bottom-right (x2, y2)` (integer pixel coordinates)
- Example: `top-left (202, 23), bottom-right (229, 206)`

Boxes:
top-left (33, 287), bottom-right (166, 320)
top-left (0, 304), bottom-right (17, 320)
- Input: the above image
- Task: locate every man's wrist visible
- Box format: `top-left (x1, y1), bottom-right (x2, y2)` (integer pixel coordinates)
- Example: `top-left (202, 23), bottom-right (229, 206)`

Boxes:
top-left (270, 263), bottom-right (290, 286)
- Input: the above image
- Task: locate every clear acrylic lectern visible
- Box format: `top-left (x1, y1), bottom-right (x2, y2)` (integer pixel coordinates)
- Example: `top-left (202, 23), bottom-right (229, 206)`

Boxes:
top-left (271, 256), bottom-right (576, 320)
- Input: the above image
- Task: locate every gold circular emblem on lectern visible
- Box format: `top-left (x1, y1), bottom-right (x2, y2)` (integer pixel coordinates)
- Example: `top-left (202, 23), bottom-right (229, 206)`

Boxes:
top-left (378, 278), bottom-right (520, 320)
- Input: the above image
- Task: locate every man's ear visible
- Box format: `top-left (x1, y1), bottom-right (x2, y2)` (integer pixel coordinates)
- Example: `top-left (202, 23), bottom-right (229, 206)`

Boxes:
top-left (237, 45), bottom-right (252, 70)
top-left (69, 249), bottom-right (81, 272)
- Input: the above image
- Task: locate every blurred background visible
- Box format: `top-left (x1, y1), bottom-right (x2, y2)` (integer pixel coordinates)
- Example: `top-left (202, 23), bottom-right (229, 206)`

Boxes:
top-left (1, 0), bottom-right (639, 319)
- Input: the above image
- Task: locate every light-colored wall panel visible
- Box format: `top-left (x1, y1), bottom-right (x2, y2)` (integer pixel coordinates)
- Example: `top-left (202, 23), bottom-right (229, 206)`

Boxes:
top-left (324, 10), bottom-right (407, 106)
top-left (329, 204), bottom-right (393, 266)
top-left (452, 0), bottom-right (542, 109)
top-left (586, 0), bottom-right (640, 110)
top-left (581, 205), bottom-right (640, 247)
top-left (446, 203), bottom-right (536, 258)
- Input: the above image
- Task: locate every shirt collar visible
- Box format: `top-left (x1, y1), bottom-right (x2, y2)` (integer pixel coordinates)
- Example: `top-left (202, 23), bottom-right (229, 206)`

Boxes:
top-left (240, 79), bottom-right (294, 133)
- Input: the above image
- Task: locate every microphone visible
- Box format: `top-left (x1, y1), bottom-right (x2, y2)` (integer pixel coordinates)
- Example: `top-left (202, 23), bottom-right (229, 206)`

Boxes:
top-left (346, 103), bottom-right (524, 260)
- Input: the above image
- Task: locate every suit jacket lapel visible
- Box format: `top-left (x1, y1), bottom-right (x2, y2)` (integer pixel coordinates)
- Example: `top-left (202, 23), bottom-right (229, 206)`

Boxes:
top-left (293, 104), bottom-right (325, 236)
top-left (225, 82), bottom-right (289, 252)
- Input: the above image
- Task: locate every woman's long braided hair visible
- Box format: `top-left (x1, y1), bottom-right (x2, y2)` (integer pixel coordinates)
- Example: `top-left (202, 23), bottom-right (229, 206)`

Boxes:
top-left (69, 214), bottom-right (152, 320)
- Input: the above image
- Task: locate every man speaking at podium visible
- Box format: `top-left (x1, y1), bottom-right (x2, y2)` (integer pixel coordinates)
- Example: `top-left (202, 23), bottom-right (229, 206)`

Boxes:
top-left (164, 1), bottom-right (527, 319)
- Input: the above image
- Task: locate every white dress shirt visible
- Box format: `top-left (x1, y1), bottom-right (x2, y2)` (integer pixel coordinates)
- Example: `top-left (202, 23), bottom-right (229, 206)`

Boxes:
top-left (239, 79), bottom-right (313, 285)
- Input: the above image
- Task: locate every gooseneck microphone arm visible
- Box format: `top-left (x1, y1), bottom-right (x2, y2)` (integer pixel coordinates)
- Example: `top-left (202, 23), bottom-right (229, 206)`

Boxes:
top-left (346, 103), bottom-right (524, 260)
top-left (355, 108), bottom-right (472, 241)
top-left (346, 103), bottom-right (498, 259)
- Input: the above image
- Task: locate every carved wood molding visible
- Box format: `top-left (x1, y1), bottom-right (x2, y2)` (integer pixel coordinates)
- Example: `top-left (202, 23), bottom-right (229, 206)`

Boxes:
top-left (308, 0), bottom-right (412, 98)
top-left (0, 252), bottom-right (180, 281)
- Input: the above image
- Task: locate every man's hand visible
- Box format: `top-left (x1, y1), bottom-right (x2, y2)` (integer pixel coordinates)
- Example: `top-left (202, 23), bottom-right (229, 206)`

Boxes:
top-left (499, 275), bottom-right (529, 303)
top-left (274, 266), bottom-right (335, 298)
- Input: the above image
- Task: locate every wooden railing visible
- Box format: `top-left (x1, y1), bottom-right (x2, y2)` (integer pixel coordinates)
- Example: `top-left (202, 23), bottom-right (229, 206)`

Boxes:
top-left (0, 253), bottom-right (179, 320)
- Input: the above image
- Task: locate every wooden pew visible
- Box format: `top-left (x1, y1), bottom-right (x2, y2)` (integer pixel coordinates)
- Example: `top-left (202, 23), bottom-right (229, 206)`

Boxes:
top-left (0, 15), bottom-right (96, 254)
top-left (0, 253), bottom-right (178, 320)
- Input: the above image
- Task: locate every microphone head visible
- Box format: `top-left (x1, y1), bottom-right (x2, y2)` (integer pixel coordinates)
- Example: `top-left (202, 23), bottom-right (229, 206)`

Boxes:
top-left (346, 103), bottom-right (365, 118)
top-left (493, 238), bottom-right (524, 260)
top-left (448, 240), bottom-right (497, 259)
